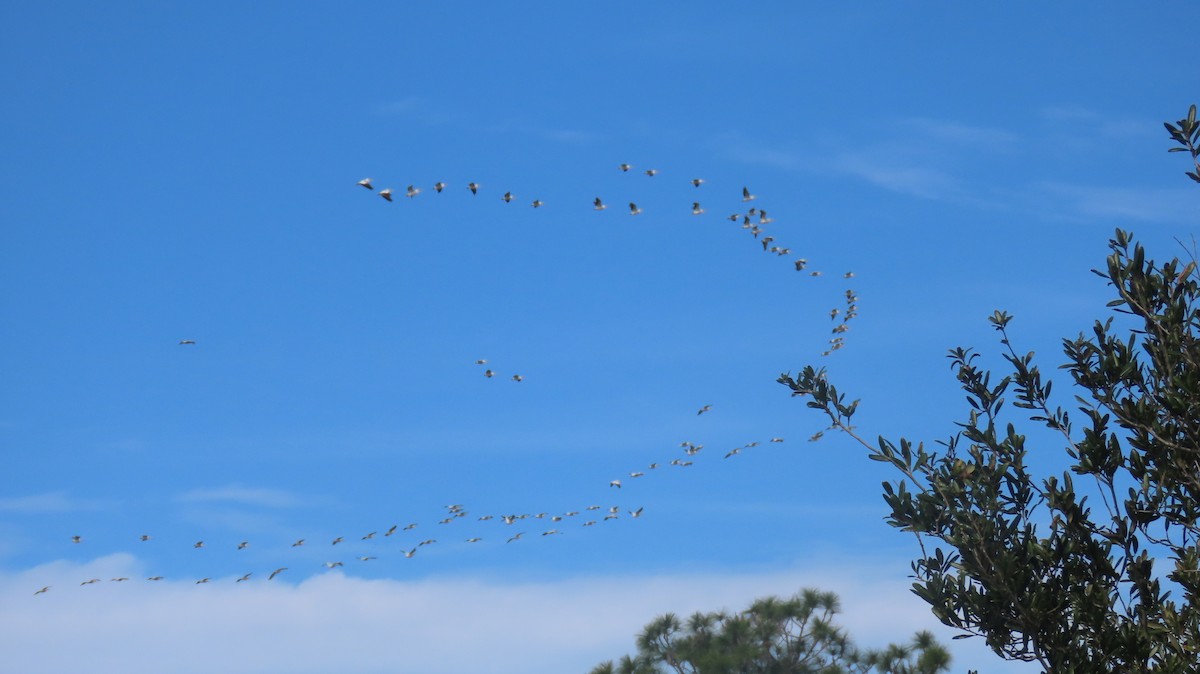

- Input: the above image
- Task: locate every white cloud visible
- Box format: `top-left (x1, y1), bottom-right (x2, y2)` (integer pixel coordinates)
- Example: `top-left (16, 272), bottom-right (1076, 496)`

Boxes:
top-left (176, 486), bottom-right (304, 509)
top-left (0, 554), bottom-right (1038, 674)
top-left (0, 491), bottom-right (103, 514)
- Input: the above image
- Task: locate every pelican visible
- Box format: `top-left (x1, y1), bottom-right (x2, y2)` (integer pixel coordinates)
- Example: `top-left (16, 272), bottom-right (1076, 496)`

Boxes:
top-left (385, 525), bottom-right (398, 536)
top-left (292, 539), bottom-right (305, 547)
top-left (742, 186), bottom-right (756, 202)
top-left (178, 340), bottom-right (196, 345)
top-left (139, 534), bottom-right (151, 542)
top-left (745, 441), bottom-right (760, 448)
top-left (629, 202), bottom-right (642, 215)
top-left (830, 308), bottom-right (840, 320)
top-left (629, 471), bottom-right (644, 478)
top-left (770, 437), bottom-right (784, 443)
top-left (361, 532), bottom-right (376, 540)
top-left (648, 463), bottom-right (659, 469)
top-left (478, 515), bottom-right (494, 521)
top-left (691, 178), bottom-right (704, 187)
top-left (380, 188), bottom-right (393, 202)
top-left (593, 197), bottom-right (607, 211)
top-left (358, 178), bottom-right (373, 190)
top-left (501, 191), bottom-right (514, 203)
top-left (358, 556), bottom-right (377, 561)
top-left (512, 374), bottom-right (523, 382)
top-left (466, 537), bottom-right (482, 543)
top-left (542, 529), bottom-right (562, 536)
top-left (476, 359), bottom-right (488, 365)
top-left (531, 199), bottom-right (544, 208)
top-left (439, 518), bottom-right (454, 524)
top-left (468, 182), bottom-right (480, 194)
top-left (586, 505), bottom-right (601, 511)
top-left (34, 586), bottom-right (50, 595)
top-left (332, 537), bottom-right (344, 545)
top-left (794, 259), bottom-right (807, 271)
top-left (609, 480), bottom-right (622, 488)
top-left (619, 163), bottom-right (632, 172)
top-left (810, 271), bottom-right (823, 277)
top-left (697, 404), bottom-right (712, 415)
top-left (502, 515), bottom-right (518, 525)
top-left (237, 541), bottom-right (249, 550)
top-left (844, 271), bottom-right (855, 278)
top-left (147, 576), bottom-right (164, 581)
top-left (269, 568), bottom-right (287, 580)
top-left (551, 515), bottom-right (563, 522)
top-left (604, 514), bottom-right (618, 521)
top-left (324, 561), bottom-right (344, 569)
top-left (724, 448), bottom-right (741, 459)
top-left (81, 579), bottom-right (100, 585)
top-left (645, 169), bottom-right (657, 177)
top-left (194, 541), bottom-right (204, 549)
top-left (727, 214), bottom-right (740, 222)
top-left (403, 523), bottom-right (417, 531)
top-left (434, 182), bottom-right (447, 193)
top-left (71, 535), bottom-right (82, 544)
top-left (405, 185), bottom-right (421, 198)
top-left (583, 520), bottom-right (597, 527)
top-left (418, 539), bottom-right (436, 546)
top-left (403, 548), bottom-right (417, 558)
top-left (630, 507), bottom-right (644, 518)
top-left (236, 573), bottom-right (252, 582)
top-left (506, 532), bottom-right (525, 543)
top-left (679, 460), bottom-right (694, 467)
top-left (609, 506), bottom-right (620, 514)
top-left (692, 202), bottom-right (704, 215)
top-left (485, 369), bottom-right (495, 378)
top-left (111, 577), bottom-right (129, 582)
top-left (196, 578), bottom-right (211, 584)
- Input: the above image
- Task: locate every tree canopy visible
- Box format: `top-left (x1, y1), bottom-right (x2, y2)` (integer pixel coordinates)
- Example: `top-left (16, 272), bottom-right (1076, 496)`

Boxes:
top-left (590, 588), bottom-right (952, 674)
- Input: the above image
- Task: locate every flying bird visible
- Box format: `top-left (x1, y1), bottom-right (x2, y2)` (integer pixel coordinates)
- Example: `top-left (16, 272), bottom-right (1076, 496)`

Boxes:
top-left (475, 359), bottom-right (488, 365)
top-left (697, 404), bottom-right (712, 415)
top-left (593, 197), bottom-right (607, 211)
top-left (357, 178), bottom-right (373, 190)
top-left (292, 539), bottom-right (306, 547)
top-left (465, 537), bottom-right (482, 543)
top-left (511, 374), bottom-right (523, 382)
top-left (331, 537), bottom-right (344, 545)
top-left (433, 182), bottom-right (447, 193)
top-left (691, 178), bottom-right (705, 187)
top-left (506, 532), bottom-right (525, 543)
top-left (485, 369), bottom-right (495, 378)
top-left (139, 535), bottom-right (152, 542)
top-left (81, 579), bottom-right (100, 586)
top-left (531, 199), bottom-right (544, 208)
top-left (34, 586), bottom-right (50, 595)
top-left (324, 561), bottom-right (344, 569)
top-left (629, 202), bottom-right (642, 215)
top-left (725, 448), bottom-right (742, 459)
top-left (178, 340), bottom-right (196, 346)
top-left (405, 185), bottom-right (421, 198)
top-left (403, 548), bottom-right (417, 558)
top-left (501, 192), bottom-right (514, 203)
top-left (361, 532), bottom-right (376, 540)
top-left (71, 536), bottom-right (82, 544)
top-left (358, 556), bottom-right (377, 561)
top-left (193, 541), bottom-right (204, 549)
top-left (619, 163), bottom-right (632, 172)
top-left (630, 507), bottom-right (644, 518)
top-left (629, 471), bottom-right (644, 478)
top-left (385, 525), bottom-right (398, 536)
top-left (692, 202), bottom-right (704, 215)
top-left (742, 186), bottom-right (756, 202)
top-left (269, 568), bottom-right (287, 580)
top-left (645, 169), bottom-right (657, 177)
top-left (195, 578), bottom-right (211, 585)
top-left (379, 188), bottom-right (393, 202)
top-left (236, 573), bottom-right (252, 583)
top-left (237, 541), bottom-right (249, 550)
top-left (468, 182), bottom-right (480, 194)
top-left (609, 480), bottom-right (622, 488)
top-left (147, 576), bottom-right (164, 581)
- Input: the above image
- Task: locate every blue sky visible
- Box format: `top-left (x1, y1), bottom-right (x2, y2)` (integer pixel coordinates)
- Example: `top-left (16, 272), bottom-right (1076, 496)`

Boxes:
top-left (1, 3), bottom-right (1196, 672)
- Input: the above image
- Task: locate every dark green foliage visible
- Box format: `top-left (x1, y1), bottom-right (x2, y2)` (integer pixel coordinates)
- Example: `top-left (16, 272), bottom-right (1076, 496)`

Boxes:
top-left (778, 228), bottom-right (1200, 673)
top-left (1165, 104), bottom-right (1200, 184)
top-left (590, 589), bottom-right (952, 674)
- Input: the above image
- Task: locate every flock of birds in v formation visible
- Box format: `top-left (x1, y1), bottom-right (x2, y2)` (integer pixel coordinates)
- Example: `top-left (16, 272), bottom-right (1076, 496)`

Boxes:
top-left (32, 164), bottom-right (861, 595)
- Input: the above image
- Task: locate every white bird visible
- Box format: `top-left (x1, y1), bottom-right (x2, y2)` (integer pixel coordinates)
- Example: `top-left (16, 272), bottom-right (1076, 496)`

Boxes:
top-left (403, 523), bottom-right (418, 531)
top-left (531, 199), bottom-right (544, 208)
top-left (609, 506), bottom-right (620, 514)
top-left (269, 567), bottom-right (287, 580)
top-left (645, 169), bottom-right (657, 177)
top-left (324, 561), bottom-right (344, 569)
top-left (542, 529), bottom-right (562, 536)
top-left (692, 202), bottom-right (704, 215)
top-left (194, 541), bottom-right (204, 549)
top-left (331, 537), bottom-right (344, 545)
top-left (506, 532), bottom-right (525, 543)
top-left (292, 539), bottom-right (306, 547)
top-left (196, 578), bottom-right (211, 585)
top-left (418, 539), bottom-right (436, 546)
top-left (648, 463), bottom-right (659, 469)
top-left (385, 525), bottom-right (398, 536)
top-left (583, 520), bottom-right (597, 527)
top-left (844, 271), bottom-right (855, 278)
top-left (725, 448), bottom-right (741, 459)
top-left (485, 369), bottom-right (495, 378)
top-left (468, 182), bottom-right (480, 194)
top-left (358, 556), bottom-right (377, 561)
top-left (619, 163), bottom-right (632, 172)
top-left (178, 340), bottom-right (196, 346)
top-left (110, 577), bottom-right (129, 582)
top-left (630, 507), bottom-right (644, 518)
top-left (586, 505), bottom-right (601, 511)
top-left (405, 185), bottom-right (421, 198)
top-left (237, 541), bottom-right (249, 550)
top-left (697, 404), bottom-right (712, 415)
top-left (742, 186), bottom-right (756, 202)
top-left (138, 534), bottom-right (152, 542)
top-left (379, 188), bottom-right (393, 202)
top-left (629, 471), bottom-right (644, 478)
top-left (512, 374), bottom-right (523, 382)
top-left (434, 182), bottom-right (447, 193)
top-left (358, 178), bottom-right (373, 190)
top-left (629, 202), bottom-right (642, 215)
top-left (403, 548), bottom-right (417, 558)
top-left (147, 576), bottom-right (164, 581)
top-left (236, 573), bottom-right (252, 582)
top-left (770, 437), bottom-right (785, 443)
top-left (476, 359), bottom-right (488, 365)
top-left (501, 191), bottom-right (514, 203)
top-left (609, 480), bottom-right (622, 488)
top-left (81, 579), bottom-right (100, 586)
top-left (34, 586), bottom-right (50, 595)
top-left (466, 537), bottom-right (482, 543)
top-left (593, 197), bottom-right (607, 211)
top-left (691, 178), bottom-right (705, 187)
top-left (794, 259), bottom-right (808, 271)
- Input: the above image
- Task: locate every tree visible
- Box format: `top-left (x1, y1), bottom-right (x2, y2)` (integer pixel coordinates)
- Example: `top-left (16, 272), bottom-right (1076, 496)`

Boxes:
top-left (590, 588), bottom-right (952, 674)
top-left (778, 108), bottom-right (1200, 673)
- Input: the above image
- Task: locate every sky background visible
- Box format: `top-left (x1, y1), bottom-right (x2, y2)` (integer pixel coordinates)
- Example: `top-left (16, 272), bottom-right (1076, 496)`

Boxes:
top-left (1, 3), bottom-right (1197, 673)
